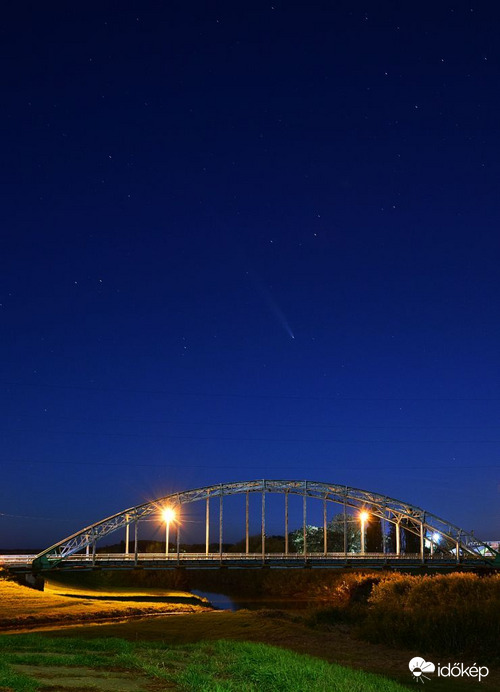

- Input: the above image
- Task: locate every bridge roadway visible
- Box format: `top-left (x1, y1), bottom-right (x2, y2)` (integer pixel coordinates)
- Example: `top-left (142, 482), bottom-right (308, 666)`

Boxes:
top-left (1, 552), bottom-right (487, 573)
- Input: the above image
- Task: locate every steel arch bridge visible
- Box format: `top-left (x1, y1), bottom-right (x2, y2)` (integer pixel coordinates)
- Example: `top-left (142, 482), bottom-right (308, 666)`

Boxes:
top-left (32, 479), bottom-right (499, 572)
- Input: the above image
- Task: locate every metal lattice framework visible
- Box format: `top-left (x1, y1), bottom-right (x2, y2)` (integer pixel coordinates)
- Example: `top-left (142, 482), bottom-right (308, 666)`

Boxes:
top-left (32, 480), bottom-right (499, 570)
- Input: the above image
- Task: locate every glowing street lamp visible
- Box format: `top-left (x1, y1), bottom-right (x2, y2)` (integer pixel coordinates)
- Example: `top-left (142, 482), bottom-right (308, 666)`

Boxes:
top-left (430, 531), bottom-right (440, 557)
top-left (359, 510), bottom-right (369, 555)
top-left (162, 507), bottom-right (176, 558)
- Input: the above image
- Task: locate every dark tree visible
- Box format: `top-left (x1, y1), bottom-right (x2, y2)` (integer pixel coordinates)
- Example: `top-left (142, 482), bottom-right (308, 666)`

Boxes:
top-left (365, 509), bottom-right (383, 552)
top-left (402, 524), bottom-right (421, 553)
top-left (386, 521), bottom-right (397, 553)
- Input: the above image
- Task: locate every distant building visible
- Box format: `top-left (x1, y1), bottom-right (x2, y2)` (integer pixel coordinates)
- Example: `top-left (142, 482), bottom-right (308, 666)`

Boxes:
top-left (469, 540), bottom-right (499, 557)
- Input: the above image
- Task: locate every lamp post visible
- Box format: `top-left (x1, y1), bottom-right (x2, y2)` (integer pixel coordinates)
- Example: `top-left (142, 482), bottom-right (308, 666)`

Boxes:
top-left (360, 510), bottom-right (369, 555)
top-left (162, 507), bottom-right (176, 558)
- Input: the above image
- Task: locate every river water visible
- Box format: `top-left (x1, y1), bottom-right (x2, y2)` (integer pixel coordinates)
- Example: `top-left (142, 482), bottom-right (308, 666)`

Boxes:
top-left (191, 590), bottom-right (316, 611)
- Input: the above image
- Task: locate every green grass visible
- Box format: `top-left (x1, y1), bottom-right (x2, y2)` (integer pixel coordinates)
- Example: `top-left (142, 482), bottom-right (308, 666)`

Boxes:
top-left (0, 658), bottom-right (40, 692)
top-left (0, 634), bottom-right (131, 653)
top-left (155, 639), bottom-right (409, 691)
top-left (0, 634), bottom-right (409, 692)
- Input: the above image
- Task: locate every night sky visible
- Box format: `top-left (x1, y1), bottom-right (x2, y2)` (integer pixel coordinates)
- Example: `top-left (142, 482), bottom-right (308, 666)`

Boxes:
top-left (1, 2), bottom-right (499, 549)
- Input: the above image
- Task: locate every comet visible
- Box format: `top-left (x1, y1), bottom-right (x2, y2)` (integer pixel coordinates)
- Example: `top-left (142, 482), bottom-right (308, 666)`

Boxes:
top-left (247, 272), bottom-right (295, 340)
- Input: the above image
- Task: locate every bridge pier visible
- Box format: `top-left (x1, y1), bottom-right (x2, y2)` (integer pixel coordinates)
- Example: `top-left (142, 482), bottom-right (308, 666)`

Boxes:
top-left (16, 573), bottom-right (45, 591)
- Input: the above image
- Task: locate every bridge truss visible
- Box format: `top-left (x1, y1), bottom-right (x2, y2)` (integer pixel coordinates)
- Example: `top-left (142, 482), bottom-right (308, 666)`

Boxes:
top-left (32, 479), bottom-right (499, 570)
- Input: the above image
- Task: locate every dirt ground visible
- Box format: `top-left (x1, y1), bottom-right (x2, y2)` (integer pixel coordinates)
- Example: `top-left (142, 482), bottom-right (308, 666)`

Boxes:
top-left (26, 610), bottom-right (497, 692)
top-left (1, 573), bottom-right (497, 691)
top-left (0, 573), bottom-right (210, 632)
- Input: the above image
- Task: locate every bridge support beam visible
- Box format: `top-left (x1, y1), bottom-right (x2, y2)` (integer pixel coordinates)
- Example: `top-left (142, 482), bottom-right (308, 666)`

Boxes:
top-left (420, 520), bottom-right (425, 563)
top-left (261, 487), bottom-right (266, 563)
top-left (285, 491), bottom-right (289, 556)
top-left (303, 484), bottom-right (307, 560)
top-left (343, 498), bottom-right (347, 555)
top-left (382, 508), bottom-right (386, 555)
top-left (219, 488), bottom-right (223, 561)
top-left (245, 491), bottom-right (249, 555)
top-left (125, 515), bottom-right (129, 555)
top-left (396, 520), bottom-right (401, 556)
top-left (176, 506), bottom-right (181, 564)
top-left (134, 520), bottom-right (138, 565)
top-left (205, 494), bottom-right (210, 556)
top-left (323, 497), bottom-right (327, 556)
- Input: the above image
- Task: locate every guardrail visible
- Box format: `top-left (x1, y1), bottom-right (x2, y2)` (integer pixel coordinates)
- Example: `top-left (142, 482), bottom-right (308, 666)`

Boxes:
top-left (2, 551), bottom-right (492, 570)
top-left (0, 555), bottom-right (37, 565)
top-left (14, 551), bottom-right (474, 562)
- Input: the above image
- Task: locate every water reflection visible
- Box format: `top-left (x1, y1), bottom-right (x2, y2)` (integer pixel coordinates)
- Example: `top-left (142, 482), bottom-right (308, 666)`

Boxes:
top-left (191, 590), bottom-right (315, 612)
top-left (191, 590), bottom-right (237, 611)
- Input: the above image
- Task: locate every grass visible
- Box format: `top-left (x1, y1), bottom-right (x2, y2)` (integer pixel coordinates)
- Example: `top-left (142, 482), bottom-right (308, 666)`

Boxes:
top-left (166, 640), bottom-right (409, 691)
top-left (0, 571), bottom-right (209, 631)
top-left (2, 569), bottom-right (499, 690)
top-left (0, 634), bottom-right (411, 692)
top-left (0, 659), bottom-right (40, 692)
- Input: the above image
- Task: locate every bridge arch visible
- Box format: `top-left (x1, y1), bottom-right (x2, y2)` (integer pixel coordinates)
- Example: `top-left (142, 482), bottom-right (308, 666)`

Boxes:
top-left (32, 479), bottom-right (498, 570)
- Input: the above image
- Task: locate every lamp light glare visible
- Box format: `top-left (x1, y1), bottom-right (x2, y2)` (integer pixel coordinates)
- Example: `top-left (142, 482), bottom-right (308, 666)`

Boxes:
top-left (162, 507), bottom-right (176, 523)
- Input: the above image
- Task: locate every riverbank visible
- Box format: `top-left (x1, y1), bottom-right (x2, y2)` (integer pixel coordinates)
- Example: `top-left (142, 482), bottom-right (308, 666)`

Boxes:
top-left (0, 570), bottom-right (210, 632)
top-left (0, 633), bottom-right (412, 692)
top-left (1, 568), bottom-right (499, 690)
top-left (42, 562), bottom-right (497, 597)
top-left (17, 609), bottom-right (500, 691)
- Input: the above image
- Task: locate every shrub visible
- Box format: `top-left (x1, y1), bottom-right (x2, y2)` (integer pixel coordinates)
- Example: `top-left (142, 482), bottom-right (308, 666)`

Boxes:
top-left (360, 572), bottom-right (500, 659)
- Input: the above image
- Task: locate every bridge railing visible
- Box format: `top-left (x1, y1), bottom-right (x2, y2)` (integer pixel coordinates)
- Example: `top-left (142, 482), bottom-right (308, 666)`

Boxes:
top-left (0, 555), bottom-right (37, 565)
top-left (42, 551), bottom-right (469, 562)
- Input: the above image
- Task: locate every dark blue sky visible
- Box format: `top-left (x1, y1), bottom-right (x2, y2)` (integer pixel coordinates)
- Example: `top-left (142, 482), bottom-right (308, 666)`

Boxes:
top-left (1, 2), bottom-right (499, 548)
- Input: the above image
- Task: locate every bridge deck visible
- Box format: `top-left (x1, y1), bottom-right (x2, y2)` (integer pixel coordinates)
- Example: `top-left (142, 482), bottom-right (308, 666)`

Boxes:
top-left (2, 552), bottom-right (495, 572)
